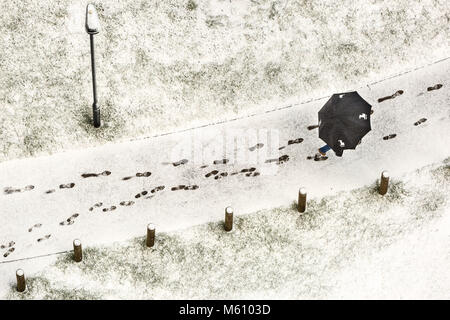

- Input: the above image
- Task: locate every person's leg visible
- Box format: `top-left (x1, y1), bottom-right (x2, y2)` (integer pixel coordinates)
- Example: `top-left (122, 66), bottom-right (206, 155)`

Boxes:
top-left (318, 145), bottom-right (331, 155)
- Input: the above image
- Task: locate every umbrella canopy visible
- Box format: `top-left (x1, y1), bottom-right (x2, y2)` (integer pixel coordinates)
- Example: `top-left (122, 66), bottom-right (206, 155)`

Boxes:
top-left (318, 91), bottom-right (372, 157)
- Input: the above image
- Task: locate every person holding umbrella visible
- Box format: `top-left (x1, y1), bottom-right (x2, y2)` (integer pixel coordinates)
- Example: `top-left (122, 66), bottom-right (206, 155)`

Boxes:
top-left (314, 92), bottom-right (373, 160)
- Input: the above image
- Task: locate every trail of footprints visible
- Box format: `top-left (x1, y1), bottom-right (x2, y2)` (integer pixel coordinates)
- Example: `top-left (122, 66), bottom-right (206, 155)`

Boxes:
top-left (4, 83), bottom-right (442, 256)
top-left (89, 185), bottom-right (167, 214)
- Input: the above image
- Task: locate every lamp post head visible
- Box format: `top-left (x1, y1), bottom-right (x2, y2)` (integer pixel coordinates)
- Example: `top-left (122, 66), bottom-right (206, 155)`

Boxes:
top-left (85, 4), bottom-right (100, 34)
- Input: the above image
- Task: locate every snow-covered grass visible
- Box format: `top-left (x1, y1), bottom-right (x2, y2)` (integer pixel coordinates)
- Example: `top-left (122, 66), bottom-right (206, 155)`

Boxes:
top-left (7, 158), bottom-right (449, 299)
top-left (0, 0), bottom-right (449, 161)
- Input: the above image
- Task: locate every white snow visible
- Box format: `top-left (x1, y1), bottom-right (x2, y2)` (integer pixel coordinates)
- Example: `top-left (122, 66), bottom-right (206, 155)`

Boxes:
top-left (0, 0), bottom-right (449, 299)
top-left (0, 57), bottom-right (449, 298)
top-left (0, 0), bottom-right (449, 161)
top-left (4, 159), bottom-right (449, 299)
top-left (0, 58), bottom-right (449, 260)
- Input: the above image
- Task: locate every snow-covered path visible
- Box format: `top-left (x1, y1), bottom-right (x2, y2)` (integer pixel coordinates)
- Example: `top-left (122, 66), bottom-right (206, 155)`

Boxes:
top-left (1, 58), bottom-right (449, 265)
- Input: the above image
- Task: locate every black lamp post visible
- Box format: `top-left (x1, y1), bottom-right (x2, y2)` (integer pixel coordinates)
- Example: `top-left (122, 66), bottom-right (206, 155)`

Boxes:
top-left (85, 4), bottom-right (101, 128)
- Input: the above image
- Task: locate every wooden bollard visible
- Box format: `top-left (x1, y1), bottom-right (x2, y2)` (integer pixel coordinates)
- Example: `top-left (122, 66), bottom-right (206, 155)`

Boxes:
top-left (298, 188), bottom-right (307, 213)
top-left (73, 239), bottom-right (82, 262)
top-left (379, 171), bottom-right (390, 195)
top-left (224, 207), bottom-right (233, 232)
top-left (146, 223), bottom-right (155, 247)
top-left (16, 269), bottom-right (26, 292)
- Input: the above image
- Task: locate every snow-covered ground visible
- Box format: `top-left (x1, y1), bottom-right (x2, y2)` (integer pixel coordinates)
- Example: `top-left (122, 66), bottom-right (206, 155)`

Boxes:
top-left (0, 56), bottom-right (449, 298)
top-left (1, 0), bottom-right (449, 300)
top-left (0, 0), bottom-right (449, 161)
top-left (4, 159), bottom-right (449, 299)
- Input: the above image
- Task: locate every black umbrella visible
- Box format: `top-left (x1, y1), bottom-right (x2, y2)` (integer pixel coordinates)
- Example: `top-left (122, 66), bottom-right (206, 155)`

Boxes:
top-left (318, 91), bottom-right (372, 157)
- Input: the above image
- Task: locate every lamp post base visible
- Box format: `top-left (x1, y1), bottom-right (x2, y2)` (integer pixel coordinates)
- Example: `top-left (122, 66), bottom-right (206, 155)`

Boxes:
top-left (93, 103), bottom-right (101, 128)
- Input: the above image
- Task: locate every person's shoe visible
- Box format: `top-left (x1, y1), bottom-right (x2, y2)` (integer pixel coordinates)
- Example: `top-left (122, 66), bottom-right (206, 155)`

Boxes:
top-left (318, 150), bottom-right (326, 156)
top-left (314, 153), bottom-right (328, 161)
top-left (314, 153), bottom-right (323, 160)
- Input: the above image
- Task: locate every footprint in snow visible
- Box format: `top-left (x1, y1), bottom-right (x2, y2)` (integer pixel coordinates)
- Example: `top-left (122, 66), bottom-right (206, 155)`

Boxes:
top-left (89, 202), bottom-right (103, 211)
top-left (37, 234), bottom-right (51, 242)
top-left (121, 171), bottom-right (151, 181)
top-left (288, 138), bottom-right (304, 145)
top-left (3, 185), bottom-right (34, 195)
top-left (265, 155), bottom-right (289, 164)
top-left (205, 171), bottom-right (228, 180)
top-left (120, 201), bottom-right (135, 206)
top-left (3, 247), bottom-right (15, 258)
top-left (214, 172), bottom-right (228, 180)
top-left (150, 186), bottom-right (165, 194)
top-left (205, 170), bottom-right (219, 178)
top-left (427, 84), bottom-right (443, 92)
top-left (136, 171), bottom-right (151, 177)
top-left (102, 206), bottom-right (117, 212)
top-left (307, 155), bottom-right (329, 161)
top-left (135, 190), bottom-right (149, 199)
top-left (307, 125), bottom-right (319, 130)
top-left (383, 134), bottom-right (397, 140)
top-left (228, 168), bottom-right (261, 177)
top-left (278, 138), bottom-right (303, 150)
top-left (172, 159), bottom-right (189, 167)
top-left (59, 183), bottom-right (75, 189)
top-left (28, 223), bottom-right (43, 232)
top-left (59, 213), bottom-right (80, 226)
top-left (213, 159), bottom-right (229, 165)
top-left (81, 170), bottom-right (111, 178)
top-left (414, 118), bottom-right (427, 126)
top-left (171, 184), bottom-right (199, 191)
top-left (0, 241), bottom-right (15, 249)
top-left (377, 90), bottom-right (404, 103)
top-left (249, 143), bottom-right (264, 151)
